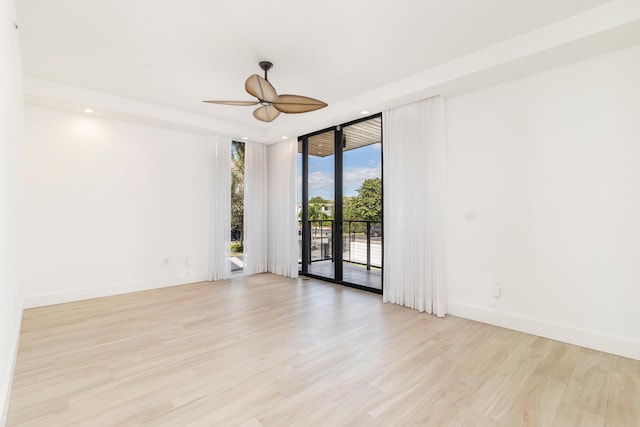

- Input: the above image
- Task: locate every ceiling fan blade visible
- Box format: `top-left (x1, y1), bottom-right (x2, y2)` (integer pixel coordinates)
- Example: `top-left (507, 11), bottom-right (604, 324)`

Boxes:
top-left (202, 100), bottom-right (259, 106)
top-left (272, 94), bottom-right (328, 114)
top-left (245, 74), bottom-right (278, 103)
top-left (253, 105), bottom-right (281, 122)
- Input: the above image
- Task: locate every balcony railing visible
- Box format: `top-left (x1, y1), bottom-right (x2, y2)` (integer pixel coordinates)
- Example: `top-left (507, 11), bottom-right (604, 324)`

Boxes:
top-left (298, 220), bottom-right (382, 270)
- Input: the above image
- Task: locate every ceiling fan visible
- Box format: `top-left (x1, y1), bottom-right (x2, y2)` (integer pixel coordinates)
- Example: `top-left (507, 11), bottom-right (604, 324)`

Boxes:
top-left (203, 61), bottom-right (327, 122)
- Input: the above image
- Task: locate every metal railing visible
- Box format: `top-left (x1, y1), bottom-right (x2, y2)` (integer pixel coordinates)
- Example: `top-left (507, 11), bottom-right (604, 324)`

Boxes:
top-left (298, 220), bottom-right (382, 270)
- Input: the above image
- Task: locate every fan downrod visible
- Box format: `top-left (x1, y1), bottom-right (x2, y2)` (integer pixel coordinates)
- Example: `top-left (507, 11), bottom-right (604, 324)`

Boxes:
top-left (259, 61), bottom-right (273, 80)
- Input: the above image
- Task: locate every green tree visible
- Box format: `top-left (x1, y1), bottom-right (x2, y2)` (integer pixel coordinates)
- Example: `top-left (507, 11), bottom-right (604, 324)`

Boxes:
top-left (307, 203), bottom-right (327, 221)
top-left (307, 195), bottom-right (332, 224)
top-left (231, 141), bottom-right (244, 243)
top-left (343, 196), bottom-right (354, 220)
top-left (309, 196), bottom-right (329, 205)
top-left (350, 178), bottom-right (382, 221)
top-left (343, 195), bottom-right (364, 233)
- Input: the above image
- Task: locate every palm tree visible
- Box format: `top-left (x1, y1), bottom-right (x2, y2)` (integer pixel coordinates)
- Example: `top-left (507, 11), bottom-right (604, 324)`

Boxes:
top-left (231, 141), bottom-right (245, 243)
top-left (308, 202), bottom-right (332, 242)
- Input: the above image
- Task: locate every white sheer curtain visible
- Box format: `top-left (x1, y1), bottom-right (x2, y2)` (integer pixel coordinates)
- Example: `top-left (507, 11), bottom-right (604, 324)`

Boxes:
top-left (209, 135), bottom-right (231, 281)
top-left (244, 141), bottom-right (267, 275)
top-left (382, 96), bottom-right (447, 317)
top-left (266, 139), bottom-right (298, 278)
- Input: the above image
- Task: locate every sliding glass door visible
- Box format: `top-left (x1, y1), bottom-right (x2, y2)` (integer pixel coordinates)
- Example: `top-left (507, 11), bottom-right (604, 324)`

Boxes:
top-left (341, 117), bottom-right (383, 289)
top-left (298, 115), bottom-right (382, 292)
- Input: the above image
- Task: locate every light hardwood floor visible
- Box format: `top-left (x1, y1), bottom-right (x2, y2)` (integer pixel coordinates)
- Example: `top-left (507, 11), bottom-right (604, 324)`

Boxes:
top-left (7, 274), bottom-right (640, 426)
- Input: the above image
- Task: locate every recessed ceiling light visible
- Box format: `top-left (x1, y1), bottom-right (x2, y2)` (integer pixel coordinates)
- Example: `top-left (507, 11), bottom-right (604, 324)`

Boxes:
top-left (282, 136), bottom-right (288, 140)
top-left (242, 136), bottom-right (248, 140)
top-left (83, 108), bottom-right (94, 113)
top-left (360, 110), bottom-right (369, 115)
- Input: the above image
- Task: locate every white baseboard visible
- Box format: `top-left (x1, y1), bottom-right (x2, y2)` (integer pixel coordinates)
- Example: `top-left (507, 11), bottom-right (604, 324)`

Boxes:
top-left (1, 299), bottom-right (23, 427)
top-left (22, 271), bottom-right (210, 309)
top-left (448, 301), bottom-right (640, 361)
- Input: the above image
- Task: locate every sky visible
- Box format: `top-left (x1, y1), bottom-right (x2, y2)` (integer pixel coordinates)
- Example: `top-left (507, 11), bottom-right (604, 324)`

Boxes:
top-left (297, 142), bottom-right (381, 201)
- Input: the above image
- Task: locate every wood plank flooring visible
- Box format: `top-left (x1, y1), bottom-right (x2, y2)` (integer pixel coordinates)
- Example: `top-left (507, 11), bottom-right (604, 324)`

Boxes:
top-left (7, 274), bottom-right (640, 426)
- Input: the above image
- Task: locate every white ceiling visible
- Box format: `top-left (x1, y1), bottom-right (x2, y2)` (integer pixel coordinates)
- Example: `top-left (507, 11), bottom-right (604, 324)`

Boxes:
top-left (15, 0), bottom-right (630, 142)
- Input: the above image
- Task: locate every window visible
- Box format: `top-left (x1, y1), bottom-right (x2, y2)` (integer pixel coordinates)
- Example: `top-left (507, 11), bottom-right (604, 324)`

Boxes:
top-left (231, 141), bottom-right (244, 273)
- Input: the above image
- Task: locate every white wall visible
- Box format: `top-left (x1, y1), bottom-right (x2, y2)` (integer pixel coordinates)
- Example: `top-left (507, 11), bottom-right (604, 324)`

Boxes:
top-left (446, 44), bottom-right (640, 359)
top-left (20, 105), bottom-right (212, 307)
top-left (0, 0), bottom-right (23, 423)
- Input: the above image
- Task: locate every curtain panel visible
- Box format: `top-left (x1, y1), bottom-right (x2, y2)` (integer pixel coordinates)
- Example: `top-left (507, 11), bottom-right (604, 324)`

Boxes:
top-left (382, 96), bottom-right (447, 316)
top-left (209, 135), bottom-right (231, 281)
top-left (244, 141), bottom-right (268, 275)
top-left (266, 139), bottom-right (298, 278)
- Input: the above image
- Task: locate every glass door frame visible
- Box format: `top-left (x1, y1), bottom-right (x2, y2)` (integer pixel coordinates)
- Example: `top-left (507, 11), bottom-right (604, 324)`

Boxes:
top-left (299, 113), bottom-right (383, 294)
